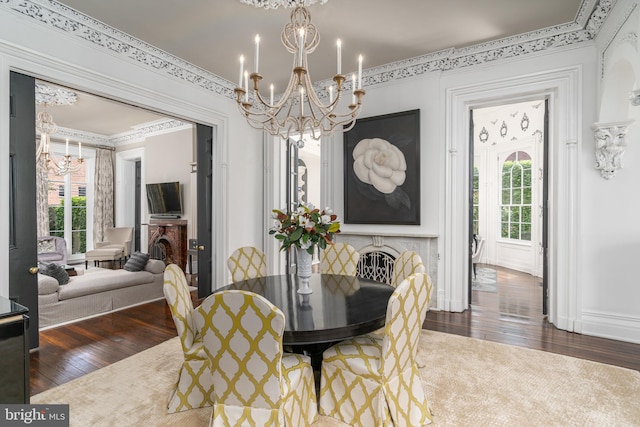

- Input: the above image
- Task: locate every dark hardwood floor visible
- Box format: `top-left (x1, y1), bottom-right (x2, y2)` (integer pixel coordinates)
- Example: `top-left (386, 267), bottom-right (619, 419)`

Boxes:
top-left (30, 266), bottom-right (640, 396)
top-left (427, 264), bottom-right (640, 372)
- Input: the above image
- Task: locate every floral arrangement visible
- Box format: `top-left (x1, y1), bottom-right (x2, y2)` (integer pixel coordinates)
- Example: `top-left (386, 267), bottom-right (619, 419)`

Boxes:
top-left (269, 203), bottom-right (341, 254)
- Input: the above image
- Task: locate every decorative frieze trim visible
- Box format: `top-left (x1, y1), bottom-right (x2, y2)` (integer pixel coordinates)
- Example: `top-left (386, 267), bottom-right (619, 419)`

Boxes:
top-left (53, 127), bottom-right (110, 146)
top-left (592, 120), bottom-right (634, 179)
top-left (0, 0), bottom-right (614, 98)
top-left (2, 0), bottom-right (236, 97)
top-left (111, 119), bottom-right (192, 147)
top-left (46, 118), bottom-right (190, 147)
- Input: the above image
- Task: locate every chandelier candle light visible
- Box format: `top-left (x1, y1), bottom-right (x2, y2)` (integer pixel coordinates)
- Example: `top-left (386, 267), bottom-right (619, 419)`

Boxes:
top-left (36, 111), bottom-right (84, 176)
top-left (234, 1), bottom-right (365, 140)
top-left (35, 83), bottom-right (84, 176)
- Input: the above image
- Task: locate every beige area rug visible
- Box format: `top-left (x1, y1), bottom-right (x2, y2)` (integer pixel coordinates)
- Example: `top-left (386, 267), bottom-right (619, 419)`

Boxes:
top-left (32, 331), bottom-right (640, 426)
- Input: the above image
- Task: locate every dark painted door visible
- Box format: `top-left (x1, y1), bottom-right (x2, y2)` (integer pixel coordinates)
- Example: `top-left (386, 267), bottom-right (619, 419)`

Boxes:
top-left (542, 100), bottom-right (550, 315)
top-left (468, 109), bottom-right (475, 305)
top-left (9, 71), bottom-right (39, 348)
top-left (196, 124), bottom-right (212, 298)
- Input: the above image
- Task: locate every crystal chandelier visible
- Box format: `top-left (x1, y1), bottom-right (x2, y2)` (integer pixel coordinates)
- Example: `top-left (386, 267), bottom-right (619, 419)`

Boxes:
top-left (234, 0), bottom-right (365, 140)
top-left (35, 83), bottom-right (83, 176)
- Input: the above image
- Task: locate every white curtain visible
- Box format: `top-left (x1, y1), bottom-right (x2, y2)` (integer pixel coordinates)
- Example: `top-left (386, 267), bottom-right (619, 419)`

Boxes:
top-left (36, 156), bottom-right (50, 238)
top-left (93, 148), bottom-right (114, 244)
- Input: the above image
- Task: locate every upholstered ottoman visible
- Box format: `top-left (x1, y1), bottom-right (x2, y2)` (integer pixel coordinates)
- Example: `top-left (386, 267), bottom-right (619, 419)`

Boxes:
top-left (84, 247), bottom-right (124, 269)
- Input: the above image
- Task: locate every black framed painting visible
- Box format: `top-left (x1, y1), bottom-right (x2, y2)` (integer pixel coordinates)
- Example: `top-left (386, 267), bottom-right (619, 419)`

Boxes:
top-left (343, 109), bottom-right (420, 225)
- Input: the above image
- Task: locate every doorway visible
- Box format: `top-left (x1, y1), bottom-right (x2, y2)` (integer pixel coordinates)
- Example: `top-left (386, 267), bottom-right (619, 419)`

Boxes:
top-left (469, 99), bottom-right (548, 314)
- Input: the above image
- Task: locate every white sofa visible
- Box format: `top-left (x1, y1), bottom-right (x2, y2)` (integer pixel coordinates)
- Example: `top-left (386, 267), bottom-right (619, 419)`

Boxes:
top-left (37, 259), bottom-right (166, 329)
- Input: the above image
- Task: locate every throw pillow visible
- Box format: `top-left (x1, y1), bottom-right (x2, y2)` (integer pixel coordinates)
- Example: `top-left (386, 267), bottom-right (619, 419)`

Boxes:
top-left (38, 238), bottom-right (57, 254)
top-left (39, 263), bottom-right (70, 285)
top-left (124, 252), bottom-right (150, 272)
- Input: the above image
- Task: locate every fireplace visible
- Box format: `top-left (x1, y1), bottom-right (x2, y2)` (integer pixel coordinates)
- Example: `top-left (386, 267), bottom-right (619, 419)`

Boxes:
top-left (338, 232), bottom-right (439, 306)
top-left (148, 219), bottom-right (188, 272)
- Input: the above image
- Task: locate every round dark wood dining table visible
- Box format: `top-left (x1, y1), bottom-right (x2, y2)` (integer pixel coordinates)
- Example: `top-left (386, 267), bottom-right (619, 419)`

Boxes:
top-left (214, 274), bottom-right (394, 364)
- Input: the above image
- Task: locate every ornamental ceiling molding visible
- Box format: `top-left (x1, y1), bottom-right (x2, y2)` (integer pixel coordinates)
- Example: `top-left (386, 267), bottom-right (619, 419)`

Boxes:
top-left (45, 119), bottom-right (191, 147)
top-left (35, 82), bottom-right (77, 105)
top-left (111, 119), bottom-right (193, 147)
top-left (0, 0), bottom-right (615, 101)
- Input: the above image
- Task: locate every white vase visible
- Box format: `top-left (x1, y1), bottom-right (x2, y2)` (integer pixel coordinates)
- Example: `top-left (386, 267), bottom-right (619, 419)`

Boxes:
top-left (296, 246), bottom-right (313, 279)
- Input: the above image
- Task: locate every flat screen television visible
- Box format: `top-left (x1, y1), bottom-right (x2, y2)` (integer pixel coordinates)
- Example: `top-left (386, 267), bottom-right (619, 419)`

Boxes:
top-left (146, 181), bottom-right (183, 218)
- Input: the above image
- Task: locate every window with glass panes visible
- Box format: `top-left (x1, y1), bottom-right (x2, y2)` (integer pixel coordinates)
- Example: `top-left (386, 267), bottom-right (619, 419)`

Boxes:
top-left (500, 151), bottom-right (532, 241)
top-left (472, 165), bottom-right (479, 235)
top-left (46, 164), bottom-right (87, 255)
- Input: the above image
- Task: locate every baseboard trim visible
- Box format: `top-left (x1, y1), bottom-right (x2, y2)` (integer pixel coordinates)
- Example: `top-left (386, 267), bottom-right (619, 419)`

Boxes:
top-left (581, 310), bottom-right (640, 345)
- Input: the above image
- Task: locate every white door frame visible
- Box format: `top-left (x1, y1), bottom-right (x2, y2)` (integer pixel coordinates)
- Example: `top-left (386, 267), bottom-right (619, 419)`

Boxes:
top-left (443, 67), bottom-right (582, 332)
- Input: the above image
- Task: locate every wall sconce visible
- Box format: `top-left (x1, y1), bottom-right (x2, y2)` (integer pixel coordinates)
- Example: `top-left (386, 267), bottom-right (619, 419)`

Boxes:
top-left (592, 121), bottom-right (634, 179)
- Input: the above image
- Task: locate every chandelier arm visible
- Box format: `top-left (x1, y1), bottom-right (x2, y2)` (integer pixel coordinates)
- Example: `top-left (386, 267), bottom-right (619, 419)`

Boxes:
top-left (234, 4), bottom-right (364, 140)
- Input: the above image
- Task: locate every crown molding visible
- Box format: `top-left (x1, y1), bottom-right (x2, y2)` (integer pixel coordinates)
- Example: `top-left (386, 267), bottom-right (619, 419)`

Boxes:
top-left (43, 118), bottom-right (191, 147)
top-left (1, 0), bottom-right (615, 99)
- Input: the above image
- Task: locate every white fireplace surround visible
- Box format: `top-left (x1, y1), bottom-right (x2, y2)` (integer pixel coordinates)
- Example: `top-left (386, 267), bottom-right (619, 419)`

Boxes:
top-left (336, 232), bottom-right (439, 308)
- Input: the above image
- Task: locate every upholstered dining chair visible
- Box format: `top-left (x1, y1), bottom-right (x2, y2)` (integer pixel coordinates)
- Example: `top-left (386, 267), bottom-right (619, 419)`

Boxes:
top-left (226, 246), bottom-right (267, 282)
top-left (321, 242), bottom-right (360, 276)
top-left (163, 264), bottom-right (213, 413)
top-left (471, 234), bottom-right (486, 279)
top-left (319, 273), bottom-right (433, 427)
top-left (390, 250), bottom-right (426, 287)
top-left (196, 289), bottom-right (317, 427)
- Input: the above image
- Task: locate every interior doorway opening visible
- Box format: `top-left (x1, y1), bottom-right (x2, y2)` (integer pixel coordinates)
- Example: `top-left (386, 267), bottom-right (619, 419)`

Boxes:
top-left (469, 99), bottom-right (548, 316)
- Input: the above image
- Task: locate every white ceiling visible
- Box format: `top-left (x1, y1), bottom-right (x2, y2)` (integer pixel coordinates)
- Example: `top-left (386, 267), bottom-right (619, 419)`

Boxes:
top-left (44, 0), bottom-right (585, 136)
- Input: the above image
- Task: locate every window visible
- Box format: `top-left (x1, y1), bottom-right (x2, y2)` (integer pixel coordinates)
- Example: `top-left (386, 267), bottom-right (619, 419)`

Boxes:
top-left (500, 151), bottom-right (532, 241)
top-left (472, 165), bottom-right (479, 235)
top-left (47, 161), bottom-right (88, 255)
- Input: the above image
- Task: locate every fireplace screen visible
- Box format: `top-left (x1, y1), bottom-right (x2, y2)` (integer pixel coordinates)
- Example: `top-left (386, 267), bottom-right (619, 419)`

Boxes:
top-left (356, 251), bottom-right (396, 285)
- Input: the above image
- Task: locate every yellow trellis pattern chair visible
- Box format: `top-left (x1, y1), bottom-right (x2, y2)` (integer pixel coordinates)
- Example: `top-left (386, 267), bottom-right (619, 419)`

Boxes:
top-left (391, 250), bottom-right (426, 287)
top-left (226, 246), bottom-right (267, 282)
top-left (321, 242), bottom-right (360, 276)
top-left (163, 264), bottom-right (213, 413)
top-left (197, 290), bottom-right (318, 427)
top-left (319, 274), bottom-right (434, 427)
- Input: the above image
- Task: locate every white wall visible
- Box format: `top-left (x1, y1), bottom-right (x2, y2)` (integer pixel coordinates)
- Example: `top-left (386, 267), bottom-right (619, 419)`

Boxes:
top-left (582, 0), bottom-right (640, 342)
top-left (0, 3), bottom-right (264, 290)
top-left (0, 1), bottom-right (638, 343)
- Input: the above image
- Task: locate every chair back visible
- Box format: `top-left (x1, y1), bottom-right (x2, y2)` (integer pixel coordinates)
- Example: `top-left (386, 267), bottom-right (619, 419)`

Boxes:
top-left (471, 237), bottom-right (485, 262)
top-left (163, 264), bottom-right (198, 353)
top-left (321, 243), bottom-right (360, 276)
top-left (198, 290), bottom-right (285, 411)
top-left (226, 246), bottom-right (267, 282)
top-left (390, 250), bottom-right (425, 287)
top-left (104, 227), bottom-right (133, 256)
top-left (37, 236), bottom-right (68, 265)
top-left (380, 275), bottom-right (428, 380)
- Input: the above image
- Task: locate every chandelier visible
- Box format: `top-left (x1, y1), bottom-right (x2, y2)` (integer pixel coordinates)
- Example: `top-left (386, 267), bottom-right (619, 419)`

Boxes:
top-left (35, 83), bottom-right (83, 176)
top-left (234, 0), bottom-right (365, 140)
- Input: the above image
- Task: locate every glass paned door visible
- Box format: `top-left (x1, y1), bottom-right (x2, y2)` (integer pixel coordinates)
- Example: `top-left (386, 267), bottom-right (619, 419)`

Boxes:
top-left (46, 149), bottom-right (88, 256)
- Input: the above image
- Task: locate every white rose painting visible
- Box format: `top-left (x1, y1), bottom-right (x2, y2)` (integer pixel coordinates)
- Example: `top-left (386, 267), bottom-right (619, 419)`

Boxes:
top-left (353, 138), bottom-right (407, 194)
top-left (343, 110), bottom-right (420, 224)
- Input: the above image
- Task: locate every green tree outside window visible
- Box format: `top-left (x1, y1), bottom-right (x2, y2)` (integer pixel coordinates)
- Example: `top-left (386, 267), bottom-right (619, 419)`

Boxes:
top-left (500, 151), bottom-right (532, 241)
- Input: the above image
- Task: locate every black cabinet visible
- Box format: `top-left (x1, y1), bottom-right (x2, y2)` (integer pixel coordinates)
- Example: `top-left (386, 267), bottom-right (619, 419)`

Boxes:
top-left (0, 297), bottom-right (29, 403)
